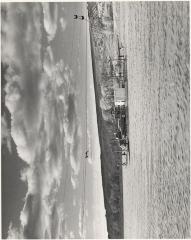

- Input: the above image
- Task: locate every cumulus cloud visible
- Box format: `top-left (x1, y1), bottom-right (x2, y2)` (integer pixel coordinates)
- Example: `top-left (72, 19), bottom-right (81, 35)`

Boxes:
top-left (78, 207), bottom-right (87, 238)
top-left (2, 3), bottom-right (82, 238)
top-left (7, 223), bottom-right (24, 239)
top-left (43, 46), bottom-right (54, 77)
top-left (71, 173), bottom-right (78, 190)
top-left (69, 231), bottom-right (75, 238)
top-left (1, 115), bottom-right (12, 153)
top-left (2, 2), bottom-right (42, 163)
top-left (60, 17), bottom-right (67, 32)
top-left (70, 124), bottom-right (82, 189)
top-left (73, 197), bottom-right (77, 207)
top-left (79, 207), bottom-right (83, 237)
top-left (42, 3), bottom-right (58, 41)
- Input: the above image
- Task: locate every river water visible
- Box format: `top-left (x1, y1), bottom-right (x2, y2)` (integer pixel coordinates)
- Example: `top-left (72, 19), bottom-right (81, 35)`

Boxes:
top-left (115, 2), bottom-right (190, 238)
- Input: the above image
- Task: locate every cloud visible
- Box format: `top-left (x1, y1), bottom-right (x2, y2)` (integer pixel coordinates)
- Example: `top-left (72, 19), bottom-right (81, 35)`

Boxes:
top-left (69, 122), bottom-right (82, 190)
top-left (71, 173), bottom-right (78, 190)
top-left (43, 46), bottom-right (54, 77)
top-left (7, 223), bottom-right (24, 239)
top-left (42, 3), bottom-right (58, 41)
top-left (22, 193), bottom-right (42, 238)
top-left (78, 207), bottom-right (86, 238)
top-left (79, 207), bottom-right (83, 237)
top-left (2, 3), bottom-right (82, 238)
top-left (1, 115), bottom-right (12, 153)
top-left (73, 197), bottom-right (77, 207)
top-left (60, 17), bottom-right (67, 32)
top-left (2, 2), bottom-right (42, 163)
top-left (69, 231), bottom-right (75, 238)
top-left (70, 128), bottom-right (81, 190)
top-left (67, 94), bottom-right (78, 141)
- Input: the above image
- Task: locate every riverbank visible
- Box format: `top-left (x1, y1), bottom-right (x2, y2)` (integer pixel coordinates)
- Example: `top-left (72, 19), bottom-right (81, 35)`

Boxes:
top-left (88, 2), bottom-right (124, 238)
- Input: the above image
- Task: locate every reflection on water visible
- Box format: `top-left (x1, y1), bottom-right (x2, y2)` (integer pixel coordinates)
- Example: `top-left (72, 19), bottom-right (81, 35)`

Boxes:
top-left (120, 2), bottom-right (189, 238)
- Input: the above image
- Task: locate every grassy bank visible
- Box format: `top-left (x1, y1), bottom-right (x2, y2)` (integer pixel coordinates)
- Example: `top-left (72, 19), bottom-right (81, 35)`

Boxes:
top-left (88, 3), bottom-right (124, 239)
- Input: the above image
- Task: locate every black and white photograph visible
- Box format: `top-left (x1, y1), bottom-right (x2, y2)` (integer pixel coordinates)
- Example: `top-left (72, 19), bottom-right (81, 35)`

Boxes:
top-left (1, 1), bottom-right (190, 239)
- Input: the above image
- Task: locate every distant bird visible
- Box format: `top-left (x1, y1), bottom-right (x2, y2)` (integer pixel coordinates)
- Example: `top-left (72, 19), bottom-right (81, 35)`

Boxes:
top-left (74, 15), bottom-right (78, 19)
top-left (85, 151), bottom-right (88, 158)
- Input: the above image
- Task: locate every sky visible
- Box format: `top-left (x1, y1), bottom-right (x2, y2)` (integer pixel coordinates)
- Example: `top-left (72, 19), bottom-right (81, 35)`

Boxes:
top-left (1, 2), bottom-right (107, 238)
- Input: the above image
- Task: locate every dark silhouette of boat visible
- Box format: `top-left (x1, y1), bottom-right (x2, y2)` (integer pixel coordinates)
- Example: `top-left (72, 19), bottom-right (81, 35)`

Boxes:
top-left (74, 15), bottom-right (85, 20)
